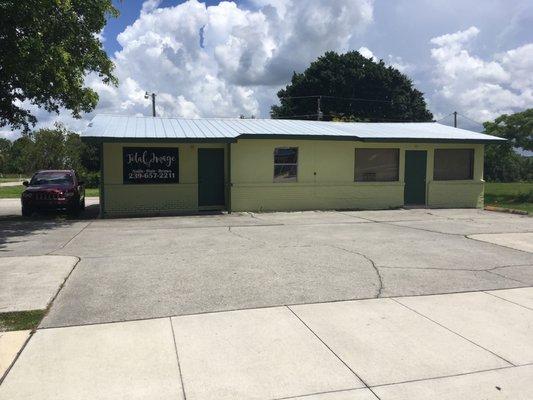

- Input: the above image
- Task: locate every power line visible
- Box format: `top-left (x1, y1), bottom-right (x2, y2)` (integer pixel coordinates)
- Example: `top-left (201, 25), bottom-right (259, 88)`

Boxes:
top-left (437, 111), bottom-right (485, 127)
top-left (322, 95), bottom-right (392, 104)
top-left (278, 94), bottom-right (392, 104)
top-left (278, 95), bottom-right (323, 100)
top-left (457, 112), bottom-right (484, 127)
top-left (273, 112), bottom-right (423, 122)
top-left (436, 112), bottom-right (454, 123)
top-left (272, 113), bottom-right (321, 119)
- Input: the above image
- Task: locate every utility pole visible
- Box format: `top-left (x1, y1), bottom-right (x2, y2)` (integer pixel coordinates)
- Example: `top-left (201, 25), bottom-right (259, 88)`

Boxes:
top-left (453, 111), bottom-right (457, 127)
top-left (317, 96), bottom-right (323, 120)
top-left (145, 92), bottom-right (156, 117)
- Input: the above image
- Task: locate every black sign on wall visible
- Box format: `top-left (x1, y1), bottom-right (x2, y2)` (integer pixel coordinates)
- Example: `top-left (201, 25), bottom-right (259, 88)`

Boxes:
top-left (123, 147), bottom-right (179, 184)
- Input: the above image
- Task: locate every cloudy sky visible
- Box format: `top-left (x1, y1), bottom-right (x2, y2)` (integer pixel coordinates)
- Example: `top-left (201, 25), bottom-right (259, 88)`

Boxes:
top-left (3, 0), bottom-right (532, 139)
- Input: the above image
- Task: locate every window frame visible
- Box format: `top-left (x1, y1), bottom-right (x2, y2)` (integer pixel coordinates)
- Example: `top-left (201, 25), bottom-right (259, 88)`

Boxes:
top-left (354, 148), bottom-right (400, 182)
top-left (273, 147), bottom-right (298, 183)
top-left (433, 148), bottom-right (474, 181)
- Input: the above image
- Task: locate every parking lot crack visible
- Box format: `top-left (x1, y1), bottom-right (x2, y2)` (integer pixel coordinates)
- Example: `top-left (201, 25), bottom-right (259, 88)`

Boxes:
top-left (381, 222), bottom-right (461, 236)
top-left (328, 245), bottom-right (383, 298)
top-left (465, 233), bottom-right (533, 254)
top-left (227, 226), bottom-right (270, 247)
top-left (47, 221), bottom-right (92, 254)
top-left (484, 270), bottom-right (530, 286)
top-left (487, 263), bottom-right (533, 271)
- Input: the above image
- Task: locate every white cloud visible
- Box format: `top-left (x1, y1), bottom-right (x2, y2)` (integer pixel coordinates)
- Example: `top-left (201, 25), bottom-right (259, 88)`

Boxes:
top-left (430, 26), bottom-right (479, 48)
top-left (5, 0), bottom-right (374, 138)
top-left (358, 46), bottom-right (376, 60)
top-left (430, 26), bottom-right (533, 122)
top-left (358, 46), bottom-right (413, 74)
top-left (92, 0), bottom-right (374, 121)
top-left (141, 0), bottom-right (162, 14)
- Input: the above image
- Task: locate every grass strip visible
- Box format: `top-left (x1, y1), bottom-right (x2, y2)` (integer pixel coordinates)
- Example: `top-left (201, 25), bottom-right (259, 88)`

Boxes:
top-left (0, 310), bottom-right (46, 332)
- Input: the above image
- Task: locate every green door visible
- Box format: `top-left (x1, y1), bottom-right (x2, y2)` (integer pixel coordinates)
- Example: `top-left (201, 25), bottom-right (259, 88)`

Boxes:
top-left (198, 148), bottom-right (225, 207)
top-left (404, 150), bottom-right (427, 205)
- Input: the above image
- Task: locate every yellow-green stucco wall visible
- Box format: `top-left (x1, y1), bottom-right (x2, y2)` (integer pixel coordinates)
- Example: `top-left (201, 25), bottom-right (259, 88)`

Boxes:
top-left (101, 142), bottom-right (227, 217)
top-left (230, 140), bottom-right (484, 212)
top-left (101, 139), bottom-right (485, 217)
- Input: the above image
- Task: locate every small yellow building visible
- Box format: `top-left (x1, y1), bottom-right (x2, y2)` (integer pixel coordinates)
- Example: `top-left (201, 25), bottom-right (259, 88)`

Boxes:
top-left (83, 115), bottom-right (504, 218)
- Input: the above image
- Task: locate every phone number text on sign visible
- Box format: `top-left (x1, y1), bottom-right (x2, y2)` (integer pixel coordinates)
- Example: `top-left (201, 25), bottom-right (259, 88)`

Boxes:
top-left (123, 147), bottom-right (179, 184)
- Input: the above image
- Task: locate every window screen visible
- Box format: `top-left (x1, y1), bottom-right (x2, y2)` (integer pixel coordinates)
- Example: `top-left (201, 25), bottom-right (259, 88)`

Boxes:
top-left (274, 147), bottom-right (298, 182)
top-left (355, 149), bottom-right (399, 182)
top-left (434, 149), bottom-right (474, 180)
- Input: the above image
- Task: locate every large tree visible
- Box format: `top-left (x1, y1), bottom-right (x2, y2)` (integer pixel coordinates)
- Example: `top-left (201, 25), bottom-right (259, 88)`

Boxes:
top-left (483, 109), bottom-right (532, 152)
top-left (483, 108), bottom-right (532, 182)
top-left (0, 137), bottom-right (11, 173)
top-left (0, 0), bottom-right (119, 131)
top-left (6, 135), bottom-right (34, 174)
top-left (1, 124), bottom-right (100, 177)
top-left (271, 51), bottom-right (433, 122)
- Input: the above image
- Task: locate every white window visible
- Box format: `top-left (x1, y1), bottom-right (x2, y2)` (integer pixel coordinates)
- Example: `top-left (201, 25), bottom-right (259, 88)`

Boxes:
top-left (355, 148), bottom-right (399, 182)
top-left (434, 149), bottom-right (474, 180)
top-left (274, 147), bottom-right (298, 182)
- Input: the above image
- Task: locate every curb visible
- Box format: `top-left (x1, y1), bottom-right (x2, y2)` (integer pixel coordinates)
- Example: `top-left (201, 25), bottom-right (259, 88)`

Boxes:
top-left (484, 205), bottom-right (529, 215)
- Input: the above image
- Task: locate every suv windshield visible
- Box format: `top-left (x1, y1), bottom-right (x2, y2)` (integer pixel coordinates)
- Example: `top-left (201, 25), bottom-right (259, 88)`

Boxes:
top-left (30, 172), bottom-right (73, 186)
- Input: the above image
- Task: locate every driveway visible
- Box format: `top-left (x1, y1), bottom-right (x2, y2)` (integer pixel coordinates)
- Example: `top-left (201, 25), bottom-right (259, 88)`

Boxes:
top-left (1, 206), bottom-right (530, 327)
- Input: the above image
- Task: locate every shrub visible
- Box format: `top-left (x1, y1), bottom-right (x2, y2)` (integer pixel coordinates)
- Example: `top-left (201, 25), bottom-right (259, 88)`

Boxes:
top-left (81, 171), bottom-right (100, 188)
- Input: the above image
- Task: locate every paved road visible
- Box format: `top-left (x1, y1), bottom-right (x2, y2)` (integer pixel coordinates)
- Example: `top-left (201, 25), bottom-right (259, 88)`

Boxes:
top-left (0, 205), bottom-right (531, 327)
top-left (0, 181), bottom-right (25, 187)
top-left (1, 288), bottom-right (532, 399)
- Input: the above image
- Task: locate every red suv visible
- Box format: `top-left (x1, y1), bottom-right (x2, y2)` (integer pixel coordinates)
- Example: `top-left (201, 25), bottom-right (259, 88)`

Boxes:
top-left (21, 170), bottom-right (85, 217)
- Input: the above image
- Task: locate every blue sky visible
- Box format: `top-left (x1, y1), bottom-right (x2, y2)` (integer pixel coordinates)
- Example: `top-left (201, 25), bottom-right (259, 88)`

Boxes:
top-left (104, 0), bottom-right (223, 54)
top-left (2, 0), bottom-right (532, 138)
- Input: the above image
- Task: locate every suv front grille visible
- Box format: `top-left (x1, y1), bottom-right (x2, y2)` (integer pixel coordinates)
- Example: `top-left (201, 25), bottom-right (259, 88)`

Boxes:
top-left (34, 192), bottom-right (61, 200)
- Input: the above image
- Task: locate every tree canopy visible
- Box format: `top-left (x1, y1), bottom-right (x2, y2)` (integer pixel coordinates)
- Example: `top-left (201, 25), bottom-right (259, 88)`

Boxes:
top-left (0, 124), bottom-right (99, 183)
top-left (483, 108), bottom-right (532, 182)
top-left (483, 109), bottom-right (532, 152)
top-left (271, 51), bottom-right (433, 122)
top-left (0, 0), bottom-right (119, 131)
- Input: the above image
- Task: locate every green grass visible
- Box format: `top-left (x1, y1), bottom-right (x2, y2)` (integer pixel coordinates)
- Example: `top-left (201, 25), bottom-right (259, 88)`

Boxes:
top-left (484, 182), bottom-right (533, 214)
top-left (0, 310), bottom-right (45, 332)
top-left (0, 186), bottom-right (25, 198)
top-left (86, 188), bottom-right (99, 197)
top-left (0, 185), bottom-right (99, 198)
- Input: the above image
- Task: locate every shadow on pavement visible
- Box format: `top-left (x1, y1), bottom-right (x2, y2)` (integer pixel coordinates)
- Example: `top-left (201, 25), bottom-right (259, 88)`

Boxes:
top-left (0, 203), bottom-right (99, 253)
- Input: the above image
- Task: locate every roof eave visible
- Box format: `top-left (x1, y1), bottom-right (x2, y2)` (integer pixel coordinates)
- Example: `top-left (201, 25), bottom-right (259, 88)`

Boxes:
top-left (358, 137), bottom-right (506, 144)
top-left (236, 133), bottom-right (362, 141)
top-left (81, 136), bottom-right (237, 144)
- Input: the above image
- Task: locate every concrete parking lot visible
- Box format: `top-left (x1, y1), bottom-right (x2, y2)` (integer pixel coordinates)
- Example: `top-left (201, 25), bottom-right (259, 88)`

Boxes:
top-left (0, 201), bottom-right (531, 327)
top-left (1, 202), bottom-right (532, 398)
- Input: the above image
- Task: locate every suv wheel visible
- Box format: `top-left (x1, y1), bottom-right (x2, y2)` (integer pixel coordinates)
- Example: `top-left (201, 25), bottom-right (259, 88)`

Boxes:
top-left (22, 207), bottom-right (33, 217)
